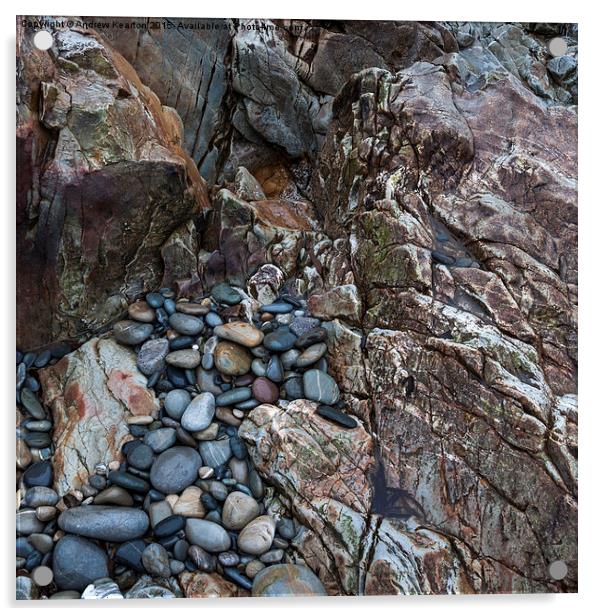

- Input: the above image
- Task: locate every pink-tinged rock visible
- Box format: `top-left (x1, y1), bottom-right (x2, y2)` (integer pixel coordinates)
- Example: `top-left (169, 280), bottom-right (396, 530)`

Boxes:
top-left (240, 401), bottom-right (373, 593)
top-left (39, 338), bottom-right (159, 495)
top-left (240, 401), bottom-right (373, 515)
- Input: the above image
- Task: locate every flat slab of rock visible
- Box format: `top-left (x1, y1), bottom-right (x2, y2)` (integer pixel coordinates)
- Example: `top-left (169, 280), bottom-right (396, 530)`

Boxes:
top-left (58, 506), bottom-right (149, 542)
top-left (39, 338), bottom-right (159, 495)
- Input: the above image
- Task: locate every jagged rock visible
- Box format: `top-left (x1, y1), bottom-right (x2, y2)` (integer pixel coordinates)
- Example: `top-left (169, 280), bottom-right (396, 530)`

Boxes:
top-left (123, 575), bottom-right (182, 599)
top-left (240, 401), bottom-right (374, 593)
top-left (39, 338), bottom-right (159, 495)
top-left (16, 23), bottom-right (209, 348)
top-left (179, 571), bottom-right (249, 598)
top-left (312, 59), bottom-right (577, 592)
top-left (248, 264), bottom-right (285, 305)
top-left (308, 284), bottom-right (362, 324)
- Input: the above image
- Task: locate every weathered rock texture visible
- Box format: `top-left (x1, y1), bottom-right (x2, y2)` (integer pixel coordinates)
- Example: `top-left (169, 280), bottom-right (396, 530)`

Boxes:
top-left (39, 338), bottom-right (159, 495)
top-left (16, 21), bottom-right (209, 349)
top-left (17, 17), bottom-right (577, 596)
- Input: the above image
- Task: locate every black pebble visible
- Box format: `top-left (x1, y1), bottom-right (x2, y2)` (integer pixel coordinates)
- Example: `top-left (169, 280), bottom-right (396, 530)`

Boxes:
top-left (115, 540), bottom-right (146, 572)
top-left (23, 461), bottom-right (53, 488)
top-left (316, 405), bottom-right (358, 429)
top-left (431, 250), bottom-right (455, 265)
top-left (154, 514), bottom-right (185, 537)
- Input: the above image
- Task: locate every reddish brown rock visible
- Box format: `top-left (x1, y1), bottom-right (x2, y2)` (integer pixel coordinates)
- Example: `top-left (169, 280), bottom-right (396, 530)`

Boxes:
top-left (16, 23), bottom-right (209, 349)
top-left (214, 341), bottom-right (252, 376)
top-left (251, 377), bottom-right (280, 404)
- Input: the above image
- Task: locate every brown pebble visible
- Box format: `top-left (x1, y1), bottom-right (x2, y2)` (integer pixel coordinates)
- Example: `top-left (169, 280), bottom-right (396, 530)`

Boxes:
top-left (36, 506), bottom-right (57, 521)
top-left (215, 407), bottom-right (241, 427)
top-left (176, 302), bottom-right (210, 316)
top-left (128, 300), bottom-right (155, 323)
top-left (252, 377), bottom-right (280, 404)
top-left (94, 485), bottom-right (134, 507)
top-left (246, 560), bottom-right (266, 579)
top-left (16, 439), bottom-right (32, 470)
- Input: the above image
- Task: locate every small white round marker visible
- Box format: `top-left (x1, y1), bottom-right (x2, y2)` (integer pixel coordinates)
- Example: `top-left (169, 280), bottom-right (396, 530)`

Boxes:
top-left (548, 37), bottom-right (568, 58)
top-left (33, 30), bottom-right (53, 51)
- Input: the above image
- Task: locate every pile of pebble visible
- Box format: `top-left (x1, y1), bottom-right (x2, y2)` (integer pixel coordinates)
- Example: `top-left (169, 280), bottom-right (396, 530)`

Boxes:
top-left (16, 280), bottom-right (355, 599)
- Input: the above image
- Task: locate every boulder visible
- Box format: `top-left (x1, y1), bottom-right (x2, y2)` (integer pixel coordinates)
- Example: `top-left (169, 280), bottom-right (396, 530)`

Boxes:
top-left (39, 338), bottom-right (159, 495)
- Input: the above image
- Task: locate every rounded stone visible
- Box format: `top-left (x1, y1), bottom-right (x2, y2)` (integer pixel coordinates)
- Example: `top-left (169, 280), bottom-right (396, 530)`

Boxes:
top-left (214, 322), bottom-right (264, 348)
top-left (113, 320), bottom-right (153, 346)
top-left (24, 486), bottom-right (59, 508)
top-left (166, 349), bottom-right (201, 369)
top-left (181, 392), bottom-right (216, 432)
top-left (93, 485), bottom-right (134, 506)
top-left (128, 300), bottom-right (155, 323)
top-left (146, 292), bottom-right (165, 308)
top-left (144, 428), bottom-right (177, 453)
top-left (237, 515), bottom-right (276, 556)
top-left (215, 387), bottom-right (252, 406)
top-left (251, 377), bottom-right (279, 403)
top-left (185, 519), bottom-right (231, 553)
top-left (114, 539), bottom-right (146, 572)
top-left (302, 369), bottom-right (340, 405)
top-left (127, 443), bottom-right (155, 470)
top-left (23, 461), bottom-right (53, 488)
top-left (214, 341), bottom-right (252, 376)
top-left (211, 282), bottom-right (241, 305)
top-left (53, 535), bottom-right (109, 591)
top-left (164, 389), bottom-right (191, 420)
top-left (294, 327), bottom-right (327, 349)
top-left (137, 338), bottom-right (170, 376)
top-left (168, 313), bottom-right (204, 336)
top-left (222, 491), bottom-right (261, 530)
top-left (142, 543), bottom-right (171, 578)
top-left (58, 506), bottom-right (149, 541)
top-left (263, 328), bottom-right (297, 352)
top-left (252, 564), bottom-right (326, 597)
top-left (199, 439), bottom-right (232, 468)
top-left (296, 342), bottom-right (328, 368)
top-left (150, 446), bottom-right (202, 494)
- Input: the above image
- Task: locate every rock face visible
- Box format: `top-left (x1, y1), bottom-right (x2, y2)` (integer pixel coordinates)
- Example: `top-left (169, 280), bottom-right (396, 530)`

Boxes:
top-left (39, 338), bottom-right (159, 495)
top-left (309, 56), bottom-right (577, 593)
top-left (16, 22), bottom-right (209, 349)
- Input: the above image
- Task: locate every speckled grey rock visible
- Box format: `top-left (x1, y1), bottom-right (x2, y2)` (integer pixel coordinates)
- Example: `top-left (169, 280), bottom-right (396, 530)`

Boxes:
top-left (58, 506), bottom-right (149, 541)
top-left (150, 446), bottom-right (202, 494)
top-left (53, 535), bottom-right (110, 591)
top-left (185, 518), bottom-right (231, 552)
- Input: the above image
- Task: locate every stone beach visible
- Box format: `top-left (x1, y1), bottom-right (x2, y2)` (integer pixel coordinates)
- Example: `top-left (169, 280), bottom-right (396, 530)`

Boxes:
top-left (15, 278), bottom-right (354, 598)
